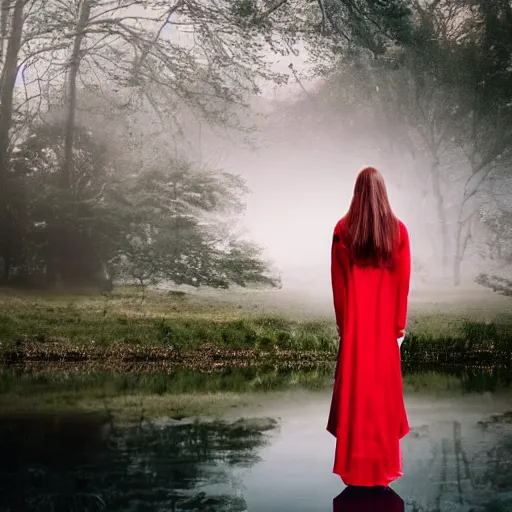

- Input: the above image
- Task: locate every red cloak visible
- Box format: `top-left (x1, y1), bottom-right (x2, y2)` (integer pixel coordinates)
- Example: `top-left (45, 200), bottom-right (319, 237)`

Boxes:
top-left (326, 216), bottom-right (411, 486)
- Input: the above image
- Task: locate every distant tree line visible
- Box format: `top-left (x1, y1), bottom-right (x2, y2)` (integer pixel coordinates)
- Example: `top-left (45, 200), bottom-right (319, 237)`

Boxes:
top-left (6, 118), bottom-right (281, 289)
top-left (0, 0), bottom-right (297, 289)
top-left (272, 0), bottom-right (512, 288)
top-left (0, 0), bottom-right (510, 290)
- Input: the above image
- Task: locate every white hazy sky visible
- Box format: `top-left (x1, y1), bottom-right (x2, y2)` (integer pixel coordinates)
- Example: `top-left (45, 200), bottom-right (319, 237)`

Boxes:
top-left (202, 122), bottom-right (418, 294)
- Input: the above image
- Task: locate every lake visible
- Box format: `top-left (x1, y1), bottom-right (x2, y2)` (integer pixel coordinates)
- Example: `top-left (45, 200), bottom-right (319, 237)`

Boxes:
top-left (0, 387), bottom-right (511, 511)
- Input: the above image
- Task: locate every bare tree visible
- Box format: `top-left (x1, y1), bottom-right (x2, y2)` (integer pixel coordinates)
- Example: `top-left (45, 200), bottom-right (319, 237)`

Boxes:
top-left (330, 0), bottom-right (512, 285)
top-left (0, 0), bottom-right (30, 280)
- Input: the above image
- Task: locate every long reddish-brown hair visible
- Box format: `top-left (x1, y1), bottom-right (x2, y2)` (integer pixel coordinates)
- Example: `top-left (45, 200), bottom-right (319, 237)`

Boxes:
top-left (344, 166), bottom-right (399, 268)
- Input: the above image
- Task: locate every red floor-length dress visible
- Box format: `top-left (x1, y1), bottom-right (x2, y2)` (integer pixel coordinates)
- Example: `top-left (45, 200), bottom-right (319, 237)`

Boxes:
top-left (326, 216), bottom-right (411, 487)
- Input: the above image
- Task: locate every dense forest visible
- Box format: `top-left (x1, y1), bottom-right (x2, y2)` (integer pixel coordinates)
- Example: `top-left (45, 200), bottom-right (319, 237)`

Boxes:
top-left (0, 0), bottom-right (511, 291)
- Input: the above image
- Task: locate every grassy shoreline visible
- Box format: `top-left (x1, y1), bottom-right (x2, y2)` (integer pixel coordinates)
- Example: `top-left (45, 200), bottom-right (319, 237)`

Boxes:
top-left (1, 289), bottom-right (512, 352)
top-left (1, 288), bottom-right (511, 422)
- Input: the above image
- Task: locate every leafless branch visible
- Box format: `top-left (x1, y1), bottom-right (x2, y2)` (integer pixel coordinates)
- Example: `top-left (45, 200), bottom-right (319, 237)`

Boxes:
top-left (255, 0), bottom-right (289, 22)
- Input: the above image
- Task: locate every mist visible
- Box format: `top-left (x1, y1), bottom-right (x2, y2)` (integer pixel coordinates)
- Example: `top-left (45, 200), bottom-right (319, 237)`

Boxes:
top-left (2, 5), bottom-right (512, 509)
top-left (191, 87), bottom-right (506, 303)
top-left (1, 0), bottom-right (511, 310)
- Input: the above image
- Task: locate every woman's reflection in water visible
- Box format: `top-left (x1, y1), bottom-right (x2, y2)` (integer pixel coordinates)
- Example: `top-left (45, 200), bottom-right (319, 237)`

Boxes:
top-left (333, 486), bottom-right (404, 512)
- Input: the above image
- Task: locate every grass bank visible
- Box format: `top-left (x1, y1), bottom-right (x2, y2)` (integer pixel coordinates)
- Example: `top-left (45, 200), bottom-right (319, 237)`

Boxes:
top-left (0, 288), bottom-right (337, 353)
top-left (1, 288), bottom-right (512, 358)
top-left (1, 288), bottom-right (511, 422)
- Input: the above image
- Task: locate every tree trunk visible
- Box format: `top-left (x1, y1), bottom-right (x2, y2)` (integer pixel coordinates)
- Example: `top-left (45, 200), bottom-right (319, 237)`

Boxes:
top-left (453, 207), bottom-right (474, 287)
top-left (430, 158), bottom-right (450, 276)
top-left (139, 278), bottom-right (146, 302)
top-left (0, 0), bottom-right (24, 183)
top-left (52, 0), bottom-right (90, 286)
top-left (3, 257), bottom-right (10, 281)
top-left (453, 218), bottom-right (464, 287)
top-left (0, 0), bottom-right (10, 64)
top-left (0, 0), bottom-right (24, 282)
top-left (61, 0), bottom-right (91, 190)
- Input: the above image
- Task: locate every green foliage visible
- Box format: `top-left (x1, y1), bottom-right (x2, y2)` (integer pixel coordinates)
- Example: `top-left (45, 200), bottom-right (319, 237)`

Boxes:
top-left (480, 207), bottom-right (512, 266)
top-left (461, 321), bottom-right (499, 343)
top-left (400, 321), bottom-right (512, 370)
top-left (4, 121), bottom-right (279, 290)
top-left (323, 0), bottom-right (415, 54)
top-left (476, 274), bottom-right (512, 298)
top-left (231, 0), bottom-right (258, 22)
top-left (10, 122), bottom-right (117, 287)
top-left (0, 0), bottom-right (299, 288)
top-left (2, 292), bottom-right (512, 358)
top-left (0, 292), bottom-right (335, 352)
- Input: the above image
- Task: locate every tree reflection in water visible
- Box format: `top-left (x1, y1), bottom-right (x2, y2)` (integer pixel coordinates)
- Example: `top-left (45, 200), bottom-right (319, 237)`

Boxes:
top-left (332, 411), bottom-right (512, 512)
top-left (404, 412), bottom-right (512, 512)
top-left (0, 413), bottom-right (277, 511)
top-left (0, 406), bottom-right (511, 511)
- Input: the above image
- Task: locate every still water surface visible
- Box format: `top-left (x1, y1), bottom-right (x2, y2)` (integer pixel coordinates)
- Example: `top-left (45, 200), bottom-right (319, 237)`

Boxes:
top-left (1, 389), bottom-right (511, 511)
